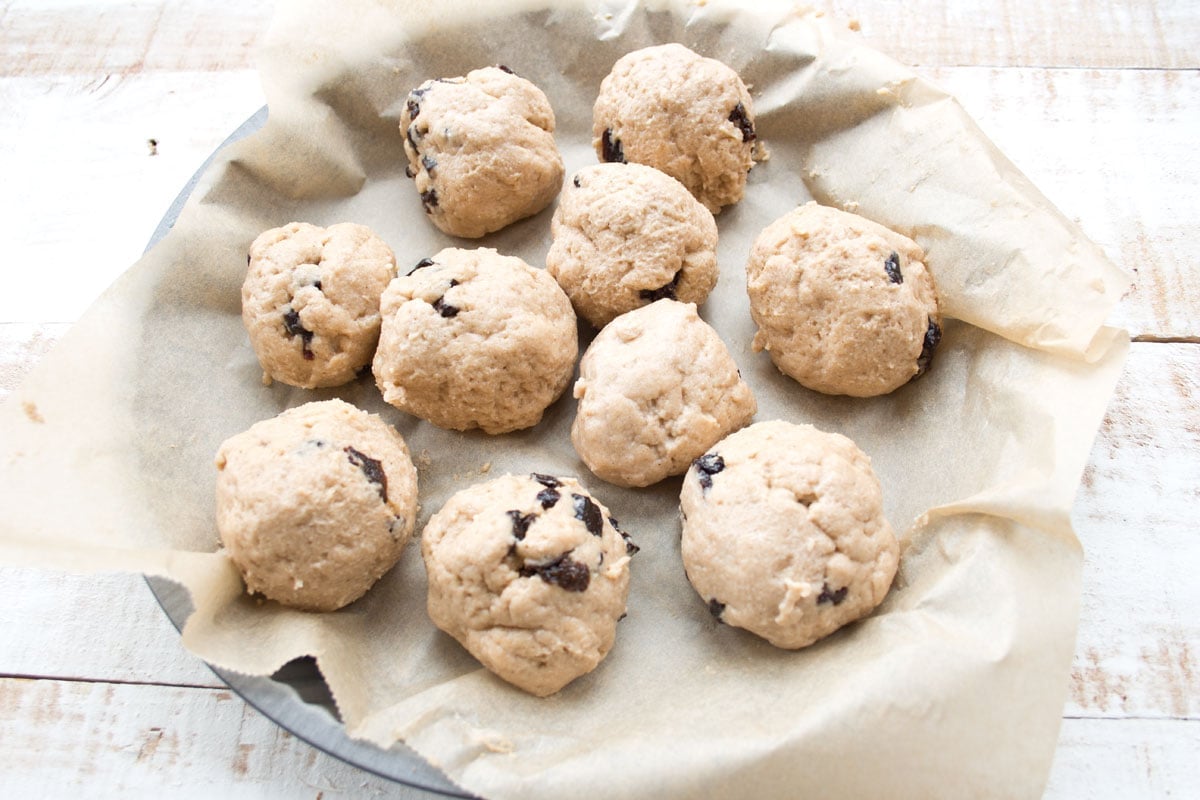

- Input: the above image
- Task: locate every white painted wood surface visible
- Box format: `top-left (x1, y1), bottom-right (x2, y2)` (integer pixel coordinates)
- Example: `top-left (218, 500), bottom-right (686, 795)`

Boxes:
top-left (1, 1), bottom-right (1196, 797)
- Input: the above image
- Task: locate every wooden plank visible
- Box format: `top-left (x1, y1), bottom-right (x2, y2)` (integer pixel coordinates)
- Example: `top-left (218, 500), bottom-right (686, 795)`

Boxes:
top-left (0, 0), bottom-right (273, 76)
top-left (1067, 342), bottom-right (1200, 720)
top-left (922, 66), bottom-right (1199, 340)
top-left (1046, 717), bottom-right (1200, 797)
top-left (2, 0), bottom-right (1195, 74)
top-left (831, 0), bottom-right (1200, 70)
top-left (0, 676), bottom-right (1195, 798)
top-left (0, 567), bottom-right (220, 689)
top-left (0, 71), bottom-right (265, 323)
top-left (0, 676), bottom-right (433, 798)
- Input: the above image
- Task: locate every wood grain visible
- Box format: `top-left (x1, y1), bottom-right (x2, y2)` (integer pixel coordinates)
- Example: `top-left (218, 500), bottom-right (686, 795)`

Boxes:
top-left (831, 0), bottom-right (1200, 70)
top-left (0, 0), bottom-right (273, 76)
top-left (1069, 343), bottom-right (1200, 720)
top-left (0, 677), bottom-right (428, 798)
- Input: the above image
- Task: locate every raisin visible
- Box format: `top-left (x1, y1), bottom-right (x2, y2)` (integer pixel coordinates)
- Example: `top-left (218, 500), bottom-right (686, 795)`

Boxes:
top-left (693, 453), bottom-right (725, 492)
top-left (312, 280), bottom-right (322, 291)
top-left (520, 554), bottom-right (590, 592)
top-left (282, 308), bottom-right (315, 360)
top-left (420, 188), bottom-right (439, 212)
top-left (431, 296), bottom-right (459, 318)
top-left (531, 473), bottom-right (562, 488)
top-left (728, 102), bottom-right (756, 143)
top-left (536, 487), bottom-right (560, 509)
top-left (639, 270), bottom-right (681, 302)
top-left (708, 598), bottom-right (726, 620)
top-left (507, 510), bottom-right (536, 540)
top-left (345, 446), bottom-right (388, 502)
top-left (496, 64), bottom-right (515, 74)
top-left (407, 257), bottom-right (435, 276)
top-left (601, 128), bottom-right (625, 163)
top-left (421, 154), bottom-right (437, 174)
top-left (914, 319), bottom-right (942, 379)
top-left (817, 584), bottom-right (848, 605)
top-left (406, 97), bottom-right (420, 122)
top-left (572, 493), bottom-right (603, 537)
top-left (572, 175), bottom-right (581, 188)
top-left (884, 251), bottom-right (903, 284)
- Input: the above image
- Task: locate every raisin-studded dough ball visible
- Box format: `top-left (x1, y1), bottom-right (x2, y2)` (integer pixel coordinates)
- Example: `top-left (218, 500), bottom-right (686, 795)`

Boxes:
top-left (242, 222), bottom-right (397, 389)
top-left (746, 202), bottom-right (942, 397)
top-left (680, 421), bottom-right (898, 649)
top-left (592, 43), bottom-right (758, 213)
top-left (422, 473), bottom-right (637, 696)
top-left (372, 247), bottom-right (577, 434)
top-left (572, 300), bottom-right (756, 488)
top-left (546, 163), bottom-right (718, 328)
top-left (215, 399), bottom-right (419, 612)
top-left (400, 65), bottom-right (564, 238)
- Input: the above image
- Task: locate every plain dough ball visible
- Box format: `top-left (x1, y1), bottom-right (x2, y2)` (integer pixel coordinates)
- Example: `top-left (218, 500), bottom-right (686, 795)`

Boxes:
top-left (422, 473), bottom-right (637, 696)
top-left (401, 65), bottom-right (564, 238)
top-left (680, 420), bottom-right (898, 649)
top-left (746, 202), bottom-right (942, 397)
top-left (546, 163), bottom-right (719, 328)
top-left (592, 43), bottom-right (758, 213)
top-left (372, 247), bottom-right (578, 434)
top-left (572, 300), bottom-right (756, 488)
top-left (215, 399), bottom-right (419, 612)
top-left (242, 222), bottom-right (397, 389)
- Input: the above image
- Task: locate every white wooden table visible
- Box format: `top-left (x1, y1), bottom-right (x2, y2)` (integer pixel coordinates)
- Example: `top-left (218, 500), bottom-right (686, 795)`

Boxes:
top-left (1, 1), bottom-right (1196, 796)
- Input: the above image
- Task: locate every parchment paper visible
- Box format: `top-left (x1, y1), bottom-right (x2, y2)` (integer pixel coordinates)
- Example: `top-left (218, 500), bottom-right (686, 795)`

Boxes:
top-left (0, 1), bottom-right (1131, 798)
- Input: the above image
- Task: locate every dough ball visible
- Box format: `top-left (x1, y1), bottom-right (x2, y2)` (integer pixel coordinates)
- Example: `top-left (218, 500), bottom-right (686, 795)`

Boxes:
top-left (242, 222), bottom-right (397, 389)
top-left (592, 43), bottom-right (758, 213)
top-left (422, 473), bottom-right (637, 696)
top-left (746, 202), bottom-right (942, 397)
top-left (572, 299), bottom-right (756, 488)
top-left (547, 162), bottom-right (718, 328)
top-left (680, 420), bottom-right (899, 649)
top-left (215, 399), bottom-right (419, 612)
top-left (372, 247), bottom-right (578, 434)
top-left (401, 65), bottom-right (565, 238)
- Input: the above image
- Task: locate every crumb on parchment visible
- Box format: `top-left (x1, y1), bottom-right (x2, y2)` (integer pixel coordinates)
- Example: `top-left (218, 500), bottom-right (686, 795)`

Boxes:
top-left (22, 401), bottom-right (44, 424)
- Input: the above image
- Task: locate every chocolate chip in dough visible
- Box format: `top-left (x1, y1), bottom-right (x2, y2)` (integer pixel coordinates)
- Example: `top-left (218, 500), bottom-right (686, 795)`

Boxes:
top-left (817, 583), bottom-right (848, 606)
top-left (728, 102), bottom-right (756, 143)
top-left (914, 319), bottom-right (942, 379)
top-left (601, 128), bottom-right (625, 163)
top-left (520, 553), bottom-right (591, 592)
top-left (572, 493), bottom-right (604, 537)
top-left (344, 446), bottom-right (388, 502)
top-left (884, 251), bottom-right (903, 284)
top-left (693, 453), bottom-right (725, 492)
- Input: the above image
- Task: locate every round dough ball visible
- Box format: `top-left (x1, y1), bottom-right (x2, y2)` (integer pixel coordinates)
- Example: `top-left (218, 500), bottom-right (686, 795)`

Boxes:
top-left (422, 473), bottom-right (637, 696)
top-left (242, 222), bottom-right (397, 389)
top-left (547, 163), bottom-right (719, 328)
top-left (592, 43), bottom-right (758, 213)
top-left (572, 299), bottom-right (756, 488)
top-left (401, 65), bottom-right (564, 238)
top-left (746, 202), bottom-right (942, 397)
top-left (372, 247), bottom-right (578, 434)
top-left (215, 399), bottom-right (419, 612)
top-left (680, 420), bottom-right (898, 649)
